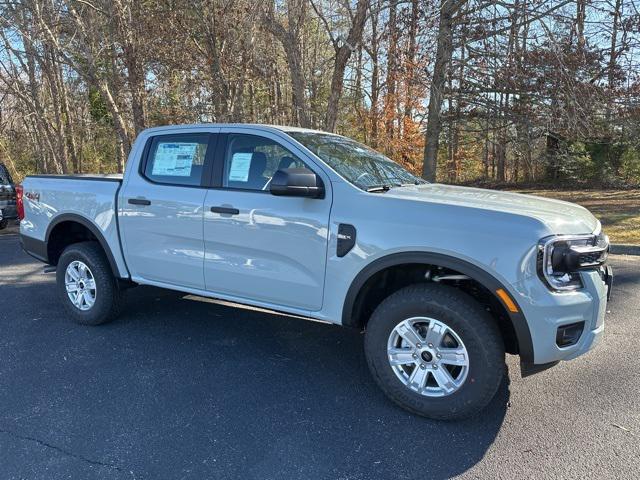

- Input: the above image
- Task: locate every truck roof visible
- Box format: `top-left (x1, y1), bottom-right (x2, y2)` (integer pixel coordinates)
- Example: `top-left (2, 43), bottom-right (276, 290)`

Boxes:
top-left (140, 123), bottom-right (339, 136)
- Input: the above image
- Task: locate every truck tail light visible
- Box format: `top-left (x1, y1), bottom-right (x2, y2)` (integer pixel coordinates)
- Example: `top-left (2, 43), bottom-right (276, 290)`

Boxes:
top-left (16, 183), bottom-right (24, 220)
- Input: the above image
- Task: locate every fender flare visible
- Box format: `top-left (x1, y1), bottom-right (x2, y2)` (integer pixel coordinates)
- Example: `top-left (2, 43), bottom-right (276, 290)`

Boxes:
top-left (341, 251), bottom-right (534, 364)
top-left (45, 213), bottom-right (124, 279)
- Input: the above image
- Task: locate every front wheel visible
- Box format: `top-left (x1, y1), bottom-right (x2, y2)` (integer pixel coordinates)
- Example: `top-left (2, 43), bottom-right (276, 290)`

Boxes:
top-left (56, 241), bottom-right (124, 325)
top-left (364, 284), bottom-right (505, 420)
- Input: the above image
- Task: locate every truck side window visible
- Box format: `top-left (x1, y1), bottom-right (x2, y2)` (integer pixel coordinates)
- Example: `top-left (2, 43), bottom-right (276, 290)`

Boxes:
top-left (143, 134), bottom-right (209, 186)
top-left (223, 134), bottom-right (307, 191)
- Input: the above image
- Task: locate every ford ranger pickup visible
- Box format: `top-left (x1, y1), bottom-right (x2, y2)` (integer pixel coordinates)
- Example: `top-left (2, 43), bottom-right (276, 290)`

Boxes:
top-left (18, 124), bottom-right (612, 419)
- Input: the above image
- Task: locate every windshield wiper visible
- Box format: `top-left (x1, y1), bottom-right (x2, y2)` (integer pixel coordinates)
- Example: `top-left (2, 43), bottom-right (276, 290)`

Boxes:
top-left (365, 184), bottom-right (391, 192)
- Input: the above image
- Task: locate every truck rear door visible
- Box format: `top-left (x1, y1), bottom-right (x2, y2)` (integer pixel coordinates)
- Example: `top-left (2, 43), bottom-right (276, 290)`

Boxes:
top-left (118, 130), bottom-right (218, 289)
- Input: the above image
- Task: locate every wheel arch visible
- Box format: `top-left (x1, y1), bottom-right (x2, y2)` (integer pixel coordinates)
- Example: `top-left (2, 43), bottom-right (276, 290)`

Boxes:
top-left (45, 214), bottom-right (123, 279)
top-left (341, 251), bottom-right (534, 364)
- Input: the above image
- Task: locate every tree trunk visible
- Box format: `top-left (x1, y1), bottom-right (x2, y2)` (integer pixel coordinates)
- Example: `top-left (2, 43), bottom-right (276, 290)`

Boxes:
top-left (496, 92), bottom-right (507, 182)
top-left (24, 36), bottom-right (65, 173)
top-left (324, 0), bottom-right (368, 132)
top-left (285, 42), bottom-right (311, 128)
top-left (56, 58), bottom-right (80, 172)
top-left (202, 2), bottom-right (231, 121)
top-left (369, 3), bottom-right (380, 147)
top-left (606, 0), bottom-right (622, 122)
top-left (98, 79), bottom-right (131, 172)
top-left (422, 0), bottom-right (458, 181)
top-left (448, 30), bottom-right (466, 183)
top-left (404, 0), bottom-right (419, 119)
top-left (113, 0), bottom-right (146, 134)
top-left (263, 1), bottom-right (311, 128)
top-left (576, 0), bottom-right (586, 50)
top-left (383, 0), bottom-right (398, 138)
top-left (482, 126), bottom-right (489, 179)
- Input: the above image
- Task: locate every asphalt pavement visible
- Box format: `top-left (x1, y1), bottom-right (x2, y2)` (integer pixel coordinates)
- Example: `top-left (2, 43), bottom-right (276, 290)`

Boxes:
top-left (1, 223), bottom-right (639, 479)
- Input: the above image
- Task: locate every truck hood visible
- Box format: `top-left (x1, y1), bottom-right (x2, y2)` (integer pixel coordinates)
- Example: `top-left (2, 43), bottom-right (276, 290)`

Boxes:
top-left (384, 183), bottom-right (599, 235)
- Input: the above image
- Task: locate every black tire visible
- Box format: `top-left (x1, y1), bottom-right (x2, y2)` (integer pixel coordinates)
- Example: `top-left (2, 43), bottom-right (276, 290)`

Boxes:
top-left (364, 283), bottom-right (505, 420)
top-left (0, 218), bottom-right (7, 230)
top-left (56, 241), bottom-right (124, 325)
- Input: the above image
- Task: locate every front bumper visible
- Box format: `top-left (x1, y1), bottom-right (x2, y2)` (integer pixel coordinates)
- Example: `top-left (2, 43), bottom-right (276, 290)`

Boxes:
top-left (518, 265), bottom-right (609, 369)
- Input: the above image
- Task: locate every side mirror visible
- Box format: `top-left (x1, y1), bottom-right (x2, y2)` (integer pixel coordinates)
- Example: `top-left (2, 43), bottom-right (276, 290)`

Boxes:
top-left (270, 168), bottom-right (325, 199)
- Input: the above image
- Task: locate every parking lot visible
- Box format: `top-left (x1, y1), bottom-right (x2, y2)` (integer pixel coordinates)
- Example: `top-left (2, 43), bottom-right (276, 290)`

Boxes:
top-left (1, 223), bottom-right (639, 479)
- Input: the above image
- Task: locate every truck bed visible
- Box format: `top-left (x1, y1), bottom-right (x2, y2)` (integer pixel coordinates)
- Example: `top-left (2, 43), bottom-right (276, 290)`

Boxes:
top-left (19, 174), bottom-right (128, 277)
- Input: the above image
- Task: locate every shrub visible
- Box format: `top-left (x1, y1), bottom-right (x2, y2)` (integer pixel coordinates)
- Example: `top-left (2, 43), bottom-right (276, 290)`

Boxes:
top-left (620, 146), bottom-right (640, 184)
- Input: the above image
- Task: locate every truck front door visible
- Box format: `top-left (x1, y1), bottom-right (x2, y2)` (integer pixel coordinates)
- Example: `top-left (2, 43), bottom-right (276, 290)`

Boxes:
top-left (202, 129), bottom-right (331, 311)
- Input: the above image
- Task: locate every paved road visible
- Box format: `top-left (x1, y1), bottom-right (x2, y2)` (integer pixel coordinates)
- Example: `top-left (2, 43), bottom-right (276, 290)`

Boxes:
top-left (1, 223), bottom-right (639, 479)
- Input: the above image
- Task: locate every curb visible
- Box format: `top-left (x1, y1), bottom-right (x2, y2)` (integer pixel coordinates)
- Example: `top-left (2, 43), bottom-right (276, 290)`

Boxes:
top-left (611, 244), bottom-right (640, 256)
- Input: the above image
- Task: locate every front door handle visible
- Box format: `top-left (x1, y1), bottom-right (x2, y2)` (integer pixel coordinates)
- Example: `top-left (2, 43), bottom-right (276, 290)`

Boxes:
top-left (210, 206), bottom-right (240, 215)
top-left (128, 198), bottom-right (151, 206)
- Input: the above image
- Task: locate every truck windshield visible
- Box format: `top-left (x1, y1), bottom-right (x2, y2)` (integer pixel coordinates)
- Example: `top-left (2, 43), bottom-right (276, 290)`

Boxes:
top-left (288, 132), bottom-right (426, 191)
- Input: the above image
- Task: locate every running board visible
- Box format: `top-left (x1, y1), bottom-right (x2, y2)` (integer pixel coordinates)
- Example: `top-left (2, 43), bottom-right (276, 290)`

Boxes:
top-left (183, 295), bottom-right (332, 325)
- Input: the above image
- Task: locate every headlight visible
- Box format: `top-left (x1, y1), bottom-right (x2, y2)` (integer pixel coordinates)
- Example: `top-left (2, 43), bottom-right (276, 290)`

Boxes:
top-left (537, 232), bottom-right (609, 291)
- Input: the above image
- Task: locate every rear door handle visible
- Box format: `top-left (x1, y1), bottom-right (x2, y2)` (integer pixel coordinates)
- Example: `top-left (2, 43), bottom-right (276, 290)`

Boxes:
top-left (210, 206), bottom-right (239, 215)
top-left (128, 198), bottom-right (151, 206)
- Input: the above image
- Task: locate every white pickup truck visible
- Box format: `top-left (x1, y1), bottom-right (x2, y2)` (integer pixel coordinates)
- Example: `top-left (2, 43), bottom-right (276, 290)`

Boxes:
top-left (18, 124), bottom-right (611, 420)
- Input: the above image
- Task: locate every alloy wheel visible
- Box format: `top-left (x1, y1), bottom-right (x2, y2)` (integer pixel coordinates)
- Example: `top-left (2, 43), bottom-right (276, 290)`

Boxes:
top-left (387, 317), bottom-right (469, 397)
top-left (65, 260), bottom-right (97, 311)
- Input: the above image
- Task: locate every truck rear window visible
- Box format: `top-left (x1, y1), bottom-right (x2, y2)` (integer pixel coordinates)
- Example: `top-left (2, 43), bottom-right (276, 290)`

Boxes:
top-left (143, 134), bottom-right (210, 186)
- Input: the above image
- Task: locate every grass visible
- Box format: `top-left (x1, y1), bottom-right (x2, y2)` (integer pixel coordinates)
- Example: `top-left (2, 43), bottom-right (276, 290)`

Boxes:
top-left (511, 189), bottom-right (640, 245)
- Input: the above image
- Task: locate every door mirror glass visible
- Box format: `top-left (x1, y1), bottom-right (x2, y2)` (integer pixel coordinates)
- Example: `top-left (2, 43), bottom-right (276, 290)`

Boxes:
top-left (270, 168), bottom-right (325, 198)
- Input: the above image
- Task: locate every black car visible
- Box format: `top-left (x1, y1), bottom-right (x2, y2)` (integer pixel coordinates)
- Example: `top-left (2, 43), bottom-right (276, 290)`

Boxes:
top-left (0, 163), bottom-right (17, 229)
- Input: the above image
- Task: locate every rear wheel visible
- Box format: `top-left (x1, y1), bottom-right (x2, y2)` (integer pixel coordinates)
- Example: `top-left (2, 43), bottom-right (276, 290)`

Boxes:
top-left (56, 242), bottom-right (124, 325)
top-left (364, 284), bottom-right (505, 420)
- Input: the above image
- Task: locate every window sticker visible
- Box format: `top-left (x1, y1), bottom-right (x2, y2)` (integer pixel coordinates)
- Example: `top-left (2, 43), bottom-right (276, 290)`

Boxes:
top-left (228, 152), bottom-right (253, 182)
top-left (152, 143), bottom-right (198, 177)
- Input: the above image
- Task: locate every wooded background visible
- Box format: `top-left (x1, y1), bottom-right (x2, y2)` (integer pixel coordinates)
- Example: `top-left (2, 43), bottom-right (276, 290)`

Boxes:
top-left (1, 0), bottom-right (639, 186)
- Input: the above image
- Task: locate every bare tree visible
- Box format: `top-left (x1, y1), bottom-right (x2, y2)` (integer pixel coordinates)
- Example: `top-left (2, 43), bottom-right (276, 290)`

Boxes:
top-left (112, 0), bottom-right (146, 134)
top-left (314, 0), bottom-right (369, 132)
top-left (0, 0), bottom-right (638, 187)
top-left (422, 0), bottom-right (463, 181)
top-left (263, 0), bottom-right (312, 128)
